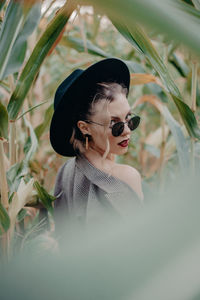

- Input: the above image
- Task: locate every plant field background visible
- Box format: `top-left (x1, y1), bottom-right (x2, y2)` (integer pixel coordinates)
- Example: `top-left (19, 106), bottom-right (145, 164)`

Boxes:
top-left (0, 0), bottom-right (200, 287)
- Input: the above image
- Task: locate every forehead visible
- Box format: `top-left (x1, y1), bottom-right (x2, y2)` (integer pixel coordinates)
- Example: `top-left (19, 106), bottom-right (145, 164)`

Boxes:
top-left (108, 93), bottom-right (130, 116)
top-left (92, 93), bottom-right (130, 118)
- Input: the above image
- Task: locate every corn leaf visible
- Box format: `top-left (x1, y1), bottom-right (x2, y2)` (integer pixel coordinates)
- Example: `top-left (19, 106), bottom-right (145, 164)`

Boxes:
top-left (6, 161), bottom-right (28, 195)
top-left (143, 83), bottom-right (169, 103)
top-left (17, 208), bottom-right (28, 222)
top-left (1, 176), bottom-right (200, 299)
top-left (61, 36), bottom-right (111, 57)
top-left (192, 0), bottom-right (200, 9)
top-left (111, 20), bottom-right (200, 139)
top-left (0, 0), bottom-right (6, 11)
top-left (133, 95), bottom-right (190, 172)
top-left (0, 202), bottom-right (10, 232)
top-left (169, 53), bottom-right (189, 77)
top-left (33, 181), bottom-right (56, 215)
top-left (81, 0), bottom-right (200, 138)
top-left (161, 105), bottom-right (190, 171)
top-left (112, 22), bottom-right (179, 95)
top-left (7, 1), bottom-right (76, 120)
top-left (35, 104), bottom-right (53, 139)
top-left (0, 101), bottom-right (8, 139)
top-left (130, 73), bottom-right (158, 85)
top-left (0, 1), bottom-right (25, 80)
top-left (2, 2), bottom-right (41, 79)
top-left (23, 117), bottom-right (38, 164)
top-left (9, 178), bottom-right (34, 238)
top-left (172, 94), bottom-right (200, 139)
top-left (84, 0), bottom-right (200, 55)
top-left (17, 100), bottom-right (49, 120)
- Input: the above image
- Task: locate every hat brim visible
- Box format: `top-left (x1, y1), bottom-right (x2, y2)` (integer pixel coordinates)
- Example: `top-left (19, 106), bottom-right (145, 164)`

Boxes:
top-left (50, 58), bottom-right (130, 157)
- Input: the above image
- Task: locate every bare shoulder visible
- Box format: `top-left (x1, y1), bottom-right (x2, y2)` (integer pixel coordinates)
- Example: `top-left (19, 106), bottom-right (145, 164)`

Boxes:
top-left (113, 164), bottom-right (142, 188)
top-left (112, 163), bottom-right (143, 200)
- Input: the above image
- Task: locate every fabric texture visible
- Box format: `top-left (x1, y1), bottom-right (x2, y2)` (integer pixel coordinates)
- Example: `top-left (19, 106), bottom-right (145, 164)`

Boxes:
top-left (53, 154), bottom-right (142, 236)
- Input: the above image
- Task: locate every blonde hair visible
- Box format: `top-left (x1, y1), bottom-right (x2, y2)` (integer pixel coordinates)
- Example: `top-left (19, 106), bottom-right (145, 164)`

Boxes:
top-left (70, 82), bottom-right (128, 158)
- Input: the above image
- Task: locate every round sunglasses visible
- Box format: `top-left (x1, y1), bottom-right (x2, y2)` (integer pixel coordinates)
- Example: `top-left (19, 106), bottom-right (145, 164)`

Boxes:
top-left (85, 114), bottom-right (140, 137)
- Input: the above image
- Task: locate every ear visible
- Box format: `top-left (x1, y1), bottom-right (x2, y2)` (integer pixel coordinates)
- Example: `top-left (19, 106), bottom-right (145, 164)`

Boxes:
top-left (77, 121), bottom-right (91, 135)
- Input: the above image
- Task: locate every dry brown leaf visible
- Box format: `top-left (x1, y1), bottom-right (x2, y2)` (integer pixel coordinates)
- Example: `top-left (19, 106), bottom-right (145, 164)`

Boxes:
top-left (132, 94), bottom-right (164, 113)
top-left (145, 125), bottom-right (169, 147)
top-left (130, 73), bottom-right (161, 85)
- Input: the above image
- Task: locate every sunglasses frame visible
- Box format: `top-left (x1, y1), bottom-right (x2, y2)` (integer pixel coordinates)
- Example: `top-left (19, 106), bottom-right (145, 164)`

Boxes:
top-left (84, 113), bottom-right (140, 137)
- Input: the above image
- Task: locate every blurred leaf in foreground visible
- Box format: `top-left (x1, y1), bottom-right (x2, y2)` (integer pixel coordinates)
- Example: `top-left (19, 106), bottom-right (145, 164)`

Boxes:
top-left (0, 174), bottom-right (200, 300)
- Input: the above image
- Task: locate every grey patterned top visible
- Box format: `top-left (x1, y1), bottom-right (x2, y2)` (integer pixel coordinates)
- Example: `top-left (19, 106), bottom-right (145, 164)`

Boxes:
top-left (53, 154), bottom-right (142, 234)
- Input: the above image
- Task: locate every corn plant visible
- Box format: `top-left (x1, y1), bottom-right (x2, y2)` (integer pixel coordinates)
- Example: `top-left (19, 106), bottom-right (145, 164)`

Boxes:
top-left (0, 0), bottom-right (200, 260)
top-left (0, 0), bottom-right (76, 259)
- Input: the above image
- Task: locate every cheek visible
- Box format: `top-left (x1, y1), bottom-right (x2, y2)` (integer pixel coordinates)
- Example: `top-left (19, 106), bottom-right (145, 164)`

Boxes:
top-left (108, 134), bottom-right (118, 148)
top-left (92, 128), bottom-right (108, 145)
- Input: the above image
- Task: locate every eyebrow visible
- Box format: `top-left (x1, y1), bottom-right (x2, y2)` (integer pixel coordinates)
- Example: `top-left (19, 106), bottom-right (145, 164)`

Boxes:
top-left (111, 110), bottom-right (132, 119)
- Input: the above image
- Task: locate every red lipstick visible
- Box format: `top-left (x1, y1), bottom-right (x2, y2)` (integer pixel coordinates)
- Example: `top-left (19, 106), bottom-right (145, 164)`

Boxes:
top-left (118, 139), bottom-right (129, 147)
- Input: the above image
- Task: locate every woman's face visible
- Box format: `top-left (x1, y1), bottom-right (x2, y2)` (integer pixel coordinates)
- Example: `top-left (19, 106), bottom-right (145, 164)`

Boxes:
top-left (87, 93), bottom-right (133, 156)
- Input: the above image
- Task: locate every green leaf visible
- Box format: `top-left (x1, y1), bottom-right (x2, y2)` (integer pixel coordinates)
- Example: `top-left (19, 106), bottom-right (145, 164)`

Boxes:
top-left (172, 95), bottom-right (200, 139)
top-left (0, 80), bottom-right (10, 92)
top-left (17, 208), bottom-right (28, 222)
top-left (7, 161), bottom-right (28, 195)
top-left (161, 104), bottom-right (190, 171)
top-left (23, 117), bottom-right (38, 164)
top-left (0, 201), bottom-right (10, 232)
top-left (35, 104), bottom-right (53, 139)
top-left (2, 2), bottom-right (41, 79)
top-left (169, 53), bottom-right (189, 77)
top-left (85, 0), bottom-right (200, 55)
top-left (83, 0), bottom-right (200, 141)
top-left (0, 0), bottom-right (6, 11)
top-left (113, 21), bottom-right (180, 96)
top-left (16, 100), bottom-right (49, 120)
top-left (136, 96), bottom-right (190, 171)
top-left (123, 60), bottom-right (146, 73)
top-left (192, 0), bottom-right (200, 9)
top-left (111, 20), bottom-right (200, 139)
top-left (143, 83), bottom-right (168, 103)
top-left (61, 35), bottom-right (111, 57)
top-left (6, 117), bottom-right (38, 194)
top-left (33, 181), bottom-right (56, 215)
top-left (0, 101), bottom-right (8, 139)
top-left (7, 2), bottom-right (76, 120)
top-left (0, 1), bottom-right (24, 80)
top-left (8, 192), bottom-right (14, 204)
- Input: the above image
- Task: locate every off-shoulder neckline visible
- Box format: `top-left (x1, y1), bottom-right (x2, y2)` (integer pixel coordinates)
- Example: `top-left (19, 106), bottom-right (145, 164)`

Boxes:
top-left (76, 154), bottom-right (139, 198)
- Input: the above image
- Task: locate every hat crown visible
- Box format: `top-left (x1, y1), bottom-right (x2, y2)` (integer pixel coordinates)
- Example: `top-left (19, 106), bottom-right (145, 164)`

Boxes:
top-left (54, 69), bottom-right (83, 110)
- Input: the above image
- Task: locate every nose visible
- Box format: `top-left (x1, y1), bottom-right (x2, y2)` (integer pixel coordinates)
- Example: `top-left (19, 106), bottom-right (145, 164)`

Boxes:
top-left (122, 121), bottom-right (131, 135)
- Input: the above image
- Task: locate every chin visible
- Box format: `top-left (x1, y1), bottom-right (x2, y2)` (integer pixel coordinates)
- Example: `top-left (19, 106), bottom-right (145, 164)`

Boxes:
top-left (112, 147), bottom-right (128, 156)
top-left (120, 149), bottom-right (128, 155)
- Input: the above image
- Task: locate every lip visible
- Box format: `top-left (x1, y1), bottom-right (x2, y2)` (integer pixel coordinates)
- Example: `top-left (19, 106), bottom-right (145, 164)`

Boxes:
top-left (118, 138), bottom-right (129, 147)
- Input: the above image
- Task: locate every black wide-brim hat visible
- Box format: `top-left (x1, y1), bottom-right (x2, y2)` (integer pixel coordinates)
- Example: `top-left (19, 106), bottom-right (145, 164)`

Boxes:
top-left (50, 58), bottom-right (130, 157)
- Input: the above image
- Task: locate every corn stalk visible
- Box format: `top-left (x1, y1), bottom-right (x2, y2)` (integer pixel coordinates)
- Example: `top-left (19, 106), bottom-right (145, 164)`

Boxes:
top-left (190, 59), bottom-right (198, 174)
top-left (0, 139), bottom-right (9, 260)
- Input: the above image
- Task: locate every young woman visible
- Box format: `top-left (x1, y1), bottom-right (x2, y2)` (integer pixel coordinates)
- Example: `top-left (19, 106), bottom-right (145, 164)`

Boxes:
top-left (50, 58), bottom-right (143, 235)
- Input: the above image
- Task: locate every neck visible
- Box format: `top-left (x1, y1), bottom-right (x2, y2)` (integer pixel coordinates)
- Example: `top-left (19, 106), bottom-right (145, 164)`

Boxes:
top-left (83, 146), bottom-right (115, 166)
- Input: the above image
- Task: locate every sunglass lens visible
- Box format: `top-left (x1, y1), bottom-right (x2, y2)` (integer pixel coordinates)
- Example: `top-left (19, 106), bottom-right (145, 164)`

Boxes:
top-left (112, 116), bottom-right (140, 136)
top-left (128, 116), bottom-right (140, 130)
top-left (112, 122), bottom-right (124, 137)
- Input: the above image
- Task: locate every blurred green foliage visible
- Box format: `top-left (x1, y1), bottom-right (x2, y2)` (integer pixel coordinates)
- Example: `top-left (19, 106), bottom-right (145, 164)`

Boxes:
top-left (0, 0), bottom-right (200, 262)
